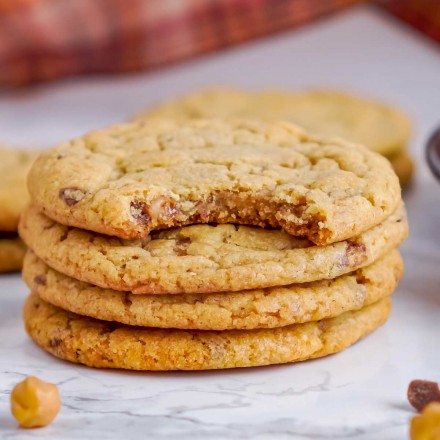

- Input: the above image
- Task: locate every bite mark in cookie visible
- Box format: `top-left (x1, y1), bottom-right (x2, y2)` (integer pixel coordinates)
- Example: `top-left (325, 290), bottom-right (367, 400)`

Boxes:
top-left (28, 120), bottom-right (401, 245)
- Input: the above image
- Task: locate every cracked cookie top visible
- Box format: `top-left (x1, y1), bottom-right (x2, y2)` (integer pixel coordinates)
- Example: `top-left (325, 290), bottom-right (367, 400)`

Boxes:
top-left (27, 119), bottom-right (401, 244)
top-left (138, 88), bottom-right (412, 156)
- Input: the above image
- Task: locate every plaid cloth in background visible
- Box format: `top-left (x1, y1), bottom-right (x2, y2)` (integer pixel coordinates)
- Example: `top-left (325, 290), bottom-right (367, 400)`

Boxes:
top-left (0, 0), bottom-right (438, 87)
top-left (377, 0), bottom-right (440, 44)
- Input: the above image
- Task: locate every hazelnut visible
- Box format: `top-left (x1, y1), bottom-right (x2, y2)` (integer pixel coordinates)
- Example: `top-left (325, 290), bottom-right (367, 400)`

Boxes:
top-left (10, 376), bottom-right (61, 428)
top-left (410, 402), bottom-right (440, 440)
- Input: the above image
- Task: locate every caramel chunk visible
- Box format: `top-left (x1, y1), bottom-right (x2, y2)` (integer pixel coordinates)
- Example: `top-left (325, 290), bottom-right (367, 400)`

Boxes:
top-left (408, 380), bottom-right (440, 412)
top-left (130, 201), bottom-right (151, 225)
top-left (340, 241), bottom-right (367, 268)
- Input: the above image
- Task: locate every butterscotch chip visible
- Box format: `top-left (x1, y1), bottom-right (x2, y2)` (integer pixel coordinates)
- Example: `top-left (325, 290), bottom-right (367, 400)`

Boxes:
top-left (0, 235), bottom-right (26, 273)
top-left (10, 376), bottom-right (61, 428)
top-left (23, 250), bottom-right (402, 330)
top-left (19, 204), bottom-right (407, 294)
top-left (23, 294), bottom-right (391, 371)
top-left (410, 402), bottom-right (440, 440)
top-left (27, 119), bottom-right (401, 244)
top-left (137, 88), bottom-right (412, 157)
top-left (408, 380), bottom-right (440, 412)
top-left (0, 147), bottom-right (37, 231)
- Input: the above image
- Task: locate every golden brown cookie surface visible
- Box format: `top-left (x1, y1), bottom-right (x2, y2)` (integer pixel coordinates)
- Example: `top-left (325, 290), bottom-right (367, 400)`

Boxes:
top-left (23, 250), bottom-right (401, 330)
top-left (23, 294), bottom-right (391, 371)
top-left (27, 119), bottom-right (401, 245)
top-left (138, 88), bottom-right (412, 157)
top-left (19, 205), bottom-right (407, 293)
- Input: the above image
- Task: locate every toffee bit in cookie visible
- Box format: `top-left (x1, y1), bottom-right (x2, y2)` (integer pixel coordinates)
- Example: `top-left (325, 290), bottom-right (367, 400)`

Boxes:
top-left (408, 380), bottom-right (440, 412)
top-left (10, 376), bottom-right (61, 428)
top-left (49, 337), bottom-right (62, 348)
top-left (340, 242), bottom-right (367, 268)
top-left (410, 402), bottom-right (440, 440)
top-left (130, 200), bottom-right (151, 225)
top-left (33, 275), bottom-right (46, 286)
top-left (175, 236), bottom-right (192, 246)
top-left (59, 187), bottom-right (85, 206)
top-left (173, 236), bottom-right (192, 256)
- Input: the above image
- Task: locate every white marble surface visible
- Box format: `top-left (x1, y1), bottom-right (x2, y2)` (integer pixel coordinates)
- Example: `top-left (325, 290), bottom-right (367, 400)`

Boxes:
top-left (1, 5), bottom-right (440, 439)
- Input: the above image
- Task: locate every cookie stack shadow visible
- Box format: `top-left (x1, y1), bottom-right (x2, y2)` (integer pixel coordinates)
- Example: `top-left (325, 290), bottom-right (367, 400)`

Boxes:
top-left (19, 119), bottom-right (408, 371)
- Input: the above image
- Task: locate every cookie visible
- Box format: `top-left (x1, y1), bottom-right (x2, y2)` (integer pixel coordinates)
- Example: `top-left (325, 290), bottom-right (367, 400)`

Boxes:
top-left (390, 151), bottom-right (414, 188)
top-left (24, 250), bottom-right (401, 330)
top-left (0, 234), bottom-right (26, 273)
top-left (0, 147), bottom-right (37, 231)
top-left (138, 88), bottom-right (412, 157)
top-left (23, 293), bottom-right (391, 370)
top-left (27, 119), bottom-right (401, 245)
top-left (19, 204), bottom-right (407, 294)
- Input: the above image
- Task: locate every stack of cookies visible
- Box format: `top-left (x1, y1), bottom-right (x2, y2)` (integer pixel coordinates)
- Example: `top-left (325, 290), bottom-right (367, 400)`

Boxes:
top-left (0, 147), bottom-right (36, 273)
top-left (138, 88), bottom-right (414, 187)
top-left (19, 119), bottom-right (408, 371)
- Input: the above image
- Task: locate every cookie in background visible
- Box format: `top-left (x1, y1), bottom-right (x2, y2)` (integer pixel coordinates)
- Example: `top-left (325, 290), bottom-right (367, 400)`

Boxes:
top-left (136, 88), bottom-right (414, 187)
top-left (0, 146), bottom-right (37, 273)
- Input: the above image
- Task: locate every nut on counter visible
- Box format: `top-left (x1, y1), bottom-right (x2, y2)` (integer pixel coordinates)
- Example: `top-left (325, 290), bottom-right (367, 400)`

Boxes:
top-left (10, 376), bottom-right (61, 428)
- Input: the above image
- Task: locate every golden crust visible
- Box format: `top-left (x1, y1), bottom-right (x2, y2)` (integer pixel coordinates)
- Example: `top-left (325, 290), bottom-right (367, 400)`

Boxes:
top-left (27, 119), bottom-right (401, 245)
top-left (19, 205), bottom-right (407, 293)
top-left (23, 294), bottom-right (391, 371)
top-left (138, 88), bottom-right (412, 157)
top-left (23, 250), bottom-right (401, 330)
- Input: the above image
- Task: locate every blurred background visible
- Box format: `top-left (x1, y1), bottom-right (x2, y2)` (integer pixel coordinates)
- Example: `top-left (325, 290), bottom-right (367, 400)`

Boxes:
top-left (0, 0), bottom-right (439, 183)
top-left (0, 0), bottom-right (439, 88)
